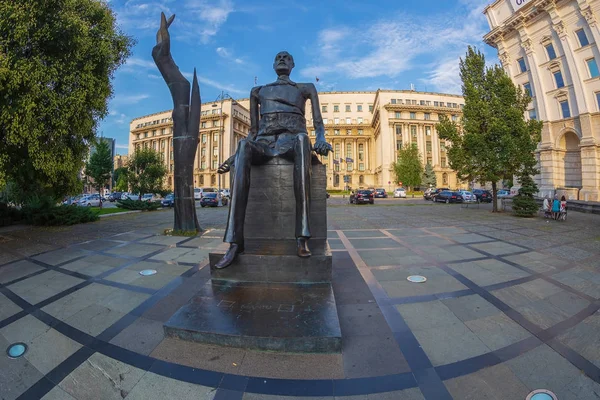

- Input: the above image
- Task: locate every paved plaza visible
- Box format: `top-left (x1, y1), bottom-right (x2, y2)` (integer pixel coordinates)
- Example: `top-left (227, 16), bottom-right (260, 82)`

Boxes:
top-left (1, 199), bottom-right (600, 399)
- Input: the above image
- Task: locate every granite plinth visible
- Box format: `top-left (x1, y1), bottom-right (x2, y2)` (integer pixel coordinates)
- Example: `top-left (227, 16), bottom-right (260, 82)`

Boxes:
top-left (209, 239), bottom-right (332, 283)
top-left (163, 281), bottom-right (342, 353)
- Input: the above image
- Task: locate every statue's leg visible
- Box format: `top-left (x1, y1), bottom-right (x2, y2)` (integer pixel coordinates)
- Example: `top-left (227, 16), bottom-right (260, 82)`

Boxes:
top-left (292, 132), bottom-right (312, 239)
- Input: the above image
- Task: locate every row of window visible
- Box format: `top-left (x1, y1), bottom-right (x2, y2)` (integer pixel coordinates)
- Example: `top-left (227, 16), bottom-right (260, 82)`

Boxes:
top-left (390, 99), bottom-right (463, 108)
top-left (310, 129), bottom-right (365, 136)
top-left (392, 112), bottom-right (458, 121)
top-left (134, 117), bottom-right (172, 129)
top-left (322, 117), bottom-right (365, 125)
top-left (321, 104), bottom-right (371, 113)
top-left (200, 109), bottom-right (222, 116)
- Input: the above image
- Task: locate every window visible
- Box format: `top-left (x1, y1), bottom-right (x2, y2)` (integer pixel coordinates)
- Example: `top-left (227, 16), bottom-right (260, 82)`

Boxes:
top-left (358, 129), bottom-right (363, 135)
top-left (434, 101), bottom-right (439, 107)
top-left (545, 43), bottom-right (557, 60)
top-left (346, 117), bottom-right (351, 124)
top-left (334, 105), bottom-right (339, 112)
top-left (211, 175), bottom-right (216, 185)
top-left (410, 112), bottom-right (416, 119)
top-left (323, 118), bottom-right (328, 124)
top-left (426, 142), bottom-right (432, 152)
top-left (553, 71), bottom-right (565, 88)
top-left (440, 142), bottom-right (446, 151)
top-left (560, 100), bottom-right (571, 118)
top-left (576, 29), bottom-right (589, 47)
top-left (424, 113), bottom-right (431, 120)
top-left (202, 134), bottom-right (207, 143)
top-left (201, 161), bottom-right (207, 169)
top-left (368, 104), bottom-right (373, 112)
top-left (346, 143), bottom-right (352, 158)
top-left (425, 126), bottom-right (431, 136)
top-left (597, 92), bottom-right (600, 110)
top-left (333, 118), bottom-right (339, 125)
top-left (201, 147), bottom-right (206, 156)
top-left (152, 130), bottom-right (156, 136)
top-left (136, 134), bottom-right (140, 140)
top-left (144, 132), bottom-right (148, 138)
top-left (523, 82), bottom-right (533, 97)
top-left (345, 105), bottom-right (351, 112)
top-left (410, 125), bottom-right (417, 137)
top-left (214, 134), bottom-right (219, 141)
top-left (334, 129), bottom-right (340, 135)
top-left (395, 112), bottom-right (401, 119)
top-left (391, 99), bottom-right (397, 104)
top-left (357, 105), bottom-right (363, 112)
top-left (586, 58), bottom-right (599, 78)
top-left (517, 57), bottom-right (527, 73)
top-left (212, 160), bottom-right (218, 169)
top-left (442, 172), bottom-right (448, 184)
top-left (396, 139), bottom-right (403, 151)
top-left (412, 100), bottom-right (417, 105)
top-left (199, 176), bottom-right (204, 185)
top-left (395, 125), bottom-right (402, 135)
top-left (358, 144), bottom-right (364, 161)
top-left (201, 122), bottom-right (207, 128)
top-left (452, 115), bottom-right (458, 122)
top-left (359, 162), bottom-right (365, 172)
top-left (359, 175), bottom-right (364, 183)
top-left (528, 109), bottom-right (537, 120)
top-left (427, 156), bottom-right (432, 165)
top-left (420, 100), bottom-right (426, 105)
top-left (441, 158), bottom-right (447, 168)
top-left (213, 146), bottom-right (218, 156)
top-left (311, 130), bottom-right (316, 136)
top-left (322, 105), bottom-right (327, 112)
top-left (357, 117), bottom-right (363, 124)
top-left (161, 128), bottom-right (165, 135)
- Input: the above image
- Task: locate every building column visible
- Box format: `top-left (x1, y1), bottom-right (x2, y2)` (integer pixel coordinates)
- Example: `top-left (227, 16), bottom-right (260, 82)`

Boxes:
top-left (580, 4), bottom-right (600, 48)
top-left (550, 19), bottom-right (589, 114)
top-left (520, 37), bottom-right (550, 121)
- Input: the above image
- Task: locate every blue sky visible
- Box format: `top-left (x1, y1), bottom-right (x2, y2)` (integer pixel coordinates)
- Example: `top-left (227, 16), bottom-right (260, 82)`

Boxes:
top-left (102, 0), bottom-right (497, 154)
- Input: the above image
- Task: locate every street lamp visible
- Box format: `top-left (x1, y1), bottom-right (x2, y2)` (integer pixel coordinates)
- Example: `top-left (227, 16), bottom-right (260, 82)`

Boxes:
top-left (214, 91), bottom-right (234, 206)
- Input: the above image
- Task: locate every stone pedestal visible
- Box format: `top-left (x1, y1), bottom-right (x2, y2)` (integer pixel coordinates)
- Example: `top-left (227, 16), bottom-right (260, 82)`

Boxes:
top-left (164, 157), bottom-right (341, 353)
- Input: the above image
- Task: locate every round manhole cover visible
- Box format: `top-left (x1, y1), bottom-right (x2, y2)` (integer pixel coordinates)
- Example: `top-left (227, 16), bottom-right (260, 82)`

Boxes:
top-left (139, 269), bottom-right (157, 276)
top-left (526, 389), bottom-right (557, 400)
top-left (407, 275), bottom-right (427, 283)
top-left (7, 343), bottom-right (27, 359)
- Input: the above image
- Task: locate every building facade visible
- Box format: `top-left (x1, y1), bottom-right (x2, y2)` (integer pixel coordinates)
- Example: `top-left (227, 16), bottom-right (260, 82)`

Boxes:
top-left (113, 154), bottom-right (129, 171)
top-left (129, 90), bottom-right (465, 192)
top-left (484, 0), bottom-right (600, 201)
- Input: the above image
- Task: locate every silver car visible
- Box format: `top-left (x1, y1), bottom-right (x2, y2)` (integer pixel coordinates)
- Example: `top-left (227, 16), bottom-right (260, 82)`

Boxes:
top-left (458, 190), bottom-right (475, 202)
top-left (78, 194), bottom-right (101, 207)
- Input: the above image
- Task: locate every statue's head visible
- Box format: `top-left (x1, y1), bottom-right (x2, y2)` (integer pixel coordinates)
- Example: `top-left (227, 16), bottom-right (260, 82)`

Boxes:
top-left (273, 51), bottom-right (295, 76)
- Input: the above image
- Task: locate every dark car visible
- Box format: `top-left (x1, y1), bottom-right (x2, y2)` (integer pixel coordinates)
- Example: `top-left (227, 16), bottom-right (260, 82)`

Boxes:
top-left (374, 188), bottom-right (388, 198)
top-left (161, 193), bottom-right (174, 208)
top-left (326, 192), bottom-right (330, 199)
top-left (200, 193), bottom-right (228, 207)
top-left (472, 189), bottom-right (493, 203)
top-left (350, 190), bottom-right (374, 204)
top-left (434, 191), bottom-right (463, 203)
top-left (429, 188), bottom-right (450, 201)
top-left (108, 192), bottom-right (122, 202)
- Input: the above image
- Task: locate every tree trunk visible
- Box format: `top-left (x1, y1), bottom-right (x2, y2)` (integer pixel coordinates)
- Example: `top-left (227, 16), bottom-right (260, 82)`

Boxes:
top-left (153, 39), bottom-right (201, 233)
top-left (491, 180), bottom-right (497, 212)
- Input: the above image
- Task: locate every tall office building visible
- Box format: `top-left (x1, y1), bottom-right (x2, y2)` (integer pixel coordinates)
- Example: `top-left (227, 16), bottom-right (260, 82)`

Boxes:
top-left (484, 0), bottom-right (600, 201)
top-left (129, 90), bottom-right (466, 192)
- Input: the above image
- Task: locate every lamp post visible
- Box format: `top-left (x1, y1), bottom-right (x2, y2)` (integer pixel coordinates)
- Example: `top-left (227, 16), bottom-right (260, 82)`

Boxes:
top-left (214, 91), bottom-right (234, 206)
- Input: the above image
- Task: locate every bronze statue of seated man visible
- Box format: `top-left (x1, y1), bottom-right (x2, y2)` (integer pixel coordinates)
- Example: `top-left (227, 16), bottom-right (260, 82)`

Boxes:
top-left (216, 51), bottom-right (331, 269)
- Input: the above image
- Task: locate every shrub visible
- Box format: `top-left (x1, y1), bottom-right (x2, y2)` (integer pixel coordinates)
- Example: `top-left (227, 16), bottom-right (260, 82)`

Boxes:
top-left (0, 203), bottom-right (22, 226)
top-left (116, 199), bottom-right (161, 211)
top-left (512, 174), bottom-right (539, 217)
top-left (21, 199), bottom-right (99, 226)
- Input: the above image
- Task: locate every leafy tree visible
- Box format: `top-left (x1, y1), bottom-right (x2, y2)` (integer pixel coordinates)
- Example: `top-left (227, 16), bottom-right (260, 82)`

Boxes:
top-left (436, 47), bottom-right (542, 211)
top-left (422, 163), bottom-right (437, 188)
top-left (392, 143), bottom-right (423, 191)
top-left (85, 139), bottom-right (112, 207)
top-left (114, 167), bottom-right (129, 191)
top-left (0, 0), bottom-right (133, 202)
top-left (127, 148), bottom-right (167, 200)
top-left (511, 172), bottom-right (539, 217)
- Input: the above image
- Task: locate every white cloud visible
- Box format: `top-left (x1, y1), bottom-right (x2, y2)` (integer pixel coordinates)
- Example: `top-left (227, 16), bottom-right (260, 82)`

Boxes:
top-left (216, 47), bottom-right (245, 65)
top-left (422, 58), bottom-right (462, 95)
top-left (148, 73), bottom-right (162, 79)
top-left (113, 94), bottom-right (150, 104)
top-left (116, 144), bottom-right (129, 150)
top-left (181, 71), bottom-right (246, 95)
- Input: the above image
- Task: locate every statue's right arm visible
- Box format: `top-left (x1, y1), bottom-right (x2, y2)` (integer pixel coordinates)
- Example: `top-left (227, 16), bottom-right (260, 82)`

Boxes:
top-left (152, 13), bottom-right (188, 88)
top-left (248, 86), bottom-right (261, 141)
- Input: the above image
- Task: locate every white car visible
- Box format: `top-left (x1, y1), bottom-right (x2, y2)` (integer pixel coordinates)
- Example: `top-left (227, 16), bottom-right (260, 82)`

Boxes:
top-left (393, 188), bottom-right (407, 198)
top-left (219, 189), bottom-right (231, 198)
top-left (142, 193), bottom-right (162, 203)
top-left (78, 194), bottom-right (101, 207)
top-left (458, 190), bottom-right (475, 202)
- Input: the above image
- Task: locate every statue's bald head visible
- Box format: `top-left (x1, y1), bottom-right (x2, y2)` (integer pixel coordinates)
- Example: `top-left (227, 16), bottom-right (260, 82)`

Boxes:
top-left (273, 51), bottom-right (295, 76)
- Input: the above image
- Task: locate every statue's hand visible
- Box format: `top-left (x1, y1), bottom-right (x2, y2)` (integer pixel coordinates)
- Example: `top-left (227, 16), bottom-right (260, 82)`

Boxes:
top-left (217, 156), bottom-right (234, 174)
top-left (156, 12), bottom-right (175, 45)
top-left (313, 140), bottom-right (332, 156)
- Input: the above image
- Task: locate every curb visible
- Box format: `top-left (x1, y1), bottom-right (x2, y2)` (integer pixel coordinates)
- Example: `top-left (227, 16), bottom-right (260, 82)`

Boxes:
top-left (98, 210), bottom-right (142, 218)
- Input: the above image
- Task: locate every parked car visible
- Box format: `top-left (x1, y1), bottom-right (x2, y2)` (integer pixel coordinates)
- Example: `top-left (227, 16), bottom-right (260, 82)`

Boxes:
top-left (120, 192), bottom-right (131, 200)
top-left (349, 189), bottom-right (374, 204)
top-left (161, 193), bottom-right (174, 208)
top-left (429, 188), bottom-right (450, 201)
top-left (194, 187), bottom-right (216, 200)
top-left (393, 188), bottom-right (407, 198)
top-left (472, 189), bottom-right (492, 203)
top-left (78, 194), bottom-right (101, 207)
top-left (497, 189), bottom-right (511, 198)
top-left (457, 190), bottom-right (475, 202)
top-left (219, 189), bottom-right (231, 198)
top-left (200, 192), bottom-right (228, 207)
top-left (142, 193), bottom-right (162, 203)
top-left (108, 192), bottom-right (122, 202)
top-left (434, 191), bottom-right (463, 203)
top-left (423, 187), bottom-right (436, 200)
top-left (374, 188), bottom-right (388, 198)
top-left (63, 195), bottom-right (84, 205)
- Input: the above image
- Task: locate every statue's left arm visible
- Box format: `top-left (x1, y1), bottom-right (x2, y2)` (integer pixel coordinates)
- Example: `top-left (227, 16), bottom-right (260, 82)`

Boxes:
top-left (306, 83), bottom-right (332, 155)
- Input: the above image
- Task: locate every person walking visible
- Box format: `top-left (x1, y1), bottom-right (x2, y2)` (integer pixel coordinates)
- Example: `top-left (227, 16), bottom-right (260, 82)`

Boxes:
top-left (560, 195), bottom-right (567, 220)
top-left (552, 194), bottom-right (561, 220)
top-left (543, 195), bottom-right (551, 218)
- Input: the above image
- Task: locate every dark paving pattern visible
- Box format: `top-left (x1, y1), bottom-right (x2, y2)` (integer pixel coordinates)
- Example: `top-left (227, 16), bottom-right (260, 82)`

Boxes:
top-left (1, 199), bottom-right (600, 399)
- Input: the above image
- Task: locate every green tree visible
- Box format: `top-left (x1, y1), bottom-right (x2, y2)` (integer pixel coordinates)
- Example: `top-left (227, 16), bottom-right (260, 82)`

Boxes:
top-left (85, 139), bottom-right (112, 208)
top-left (511, 172), bottom-right (539, 217)
top-left (436, 47), bottom-right (542, 212)
top-left (127, 148), bottom-right (167, 200)
top-left (422, 163), bottom-right (437, 188)
top-left (114, 167), bottom-right (129, 192)
top-left (392, 143), bottom-right (423, 191)
top-left (0, 0), bottom-right (133, 203)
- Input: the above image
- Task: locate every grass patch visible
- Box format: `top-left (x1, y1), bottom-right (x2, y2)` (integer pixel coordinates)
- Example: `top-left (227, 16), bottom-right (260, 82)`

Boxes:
top-left (164, 228), bottom-right (199, 237)
top-left (91, 207), bottom-right (135, 216)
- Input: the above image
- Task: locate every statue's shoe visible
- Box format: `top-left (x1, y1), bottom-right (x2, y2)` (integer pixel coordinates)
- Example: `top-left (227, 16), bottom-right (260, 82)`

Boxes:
top-left (215, 243), bottom-right (244, 269)
top-left (297, 237), bottom-right (312, 258)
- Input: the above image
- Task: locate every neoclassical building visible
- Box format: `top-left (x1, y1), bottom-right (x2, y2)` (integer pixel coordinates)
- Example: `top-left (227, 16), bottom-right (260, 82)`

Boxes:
top-left (484, 0), bottom-right (600, 201)
top-left (129, 90), bottom-right (465, 191)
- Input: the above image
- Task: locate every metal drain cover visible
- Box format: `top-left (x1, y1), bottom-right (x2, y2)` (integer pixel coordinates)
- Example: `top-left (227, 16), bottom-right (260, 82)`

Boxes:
top-left (407, 275), bottom-right (427, 283)
top-left (526, 389), bottom-right (557, 400)
top-left (139, 269), bottom-right (157, 276)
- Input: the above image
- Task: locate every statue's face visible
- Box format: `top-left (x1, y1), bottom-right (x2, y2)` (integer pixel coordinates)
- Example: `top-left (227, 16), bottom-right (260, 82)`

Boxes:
top-left (273, 51), bottom-right (295, 76)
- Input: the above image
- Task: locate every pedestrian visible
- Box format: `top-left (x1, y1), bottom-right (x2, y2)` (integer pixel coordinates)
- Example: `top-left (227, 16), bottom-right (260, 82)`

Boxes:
top-left (560, 195), bottom-right (567, 220)
top-left (552, 194), bottom-right (560, 220)
top-left (543, 195), bottom-right (551, 218)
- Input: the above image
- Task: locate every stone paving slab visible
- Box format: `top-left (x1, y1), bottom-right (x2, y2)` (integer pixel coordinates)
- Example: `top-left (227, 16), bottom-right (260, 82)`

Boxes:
top-left (7, 270), bottom-right (84, 305)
